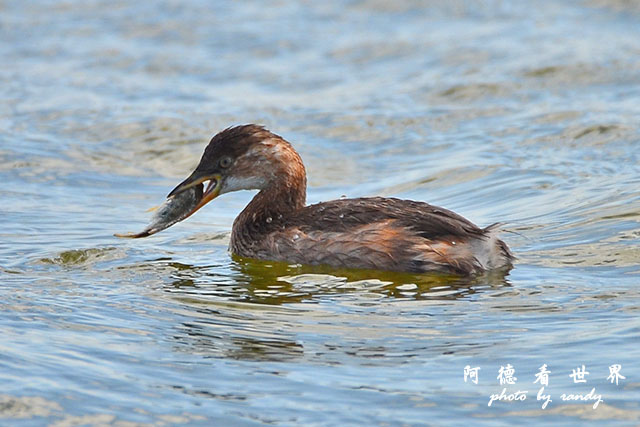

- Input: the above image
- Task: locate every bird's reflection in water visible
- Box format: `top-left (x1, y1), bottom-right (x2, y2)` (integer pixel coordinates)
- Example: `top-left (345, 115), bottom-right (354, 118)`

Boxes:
top-left (164, 255), bottom-right (513, 305)
top-left (172, 321), bottom-right (304, 362)
top-left (229, 255), bottom-right (512, 303)
top-left (161, 257), bottom-right (511, 362)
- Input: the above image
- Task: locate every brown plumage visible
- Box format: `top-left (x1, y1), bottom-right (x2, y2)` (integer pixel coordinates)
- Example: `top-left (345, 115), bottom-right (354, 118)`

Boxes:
top-left (165, 124), bottom-right (513, 275)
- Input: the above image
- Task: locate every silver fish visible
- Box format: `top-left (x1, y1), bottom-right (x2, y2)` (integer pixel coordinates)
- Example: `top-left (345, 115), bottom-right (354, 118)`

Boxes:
top-left (115, 184), bottom-right (203, 238)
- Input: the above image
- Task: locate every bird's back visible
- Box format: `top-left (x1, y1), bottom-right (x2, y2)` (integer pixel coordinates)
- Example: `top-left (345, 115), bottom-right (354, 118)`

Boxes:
top-left (230, 197), bottom-right (513, 275)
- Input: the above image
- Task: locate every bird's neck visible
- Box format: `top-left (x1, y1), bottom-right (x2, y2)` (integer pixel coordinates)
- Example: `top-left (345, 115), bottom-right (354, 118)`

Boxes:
top-left (249, 175), bottom-right (307, 219)
top-left (231, 171), bottom-right (307, 251)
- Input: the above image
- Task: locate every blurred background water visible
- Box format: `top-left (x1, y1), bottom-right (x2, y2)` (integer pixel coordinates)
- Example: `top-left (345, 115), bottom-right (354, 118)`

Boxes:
top-left (1, 0), bottom-right (640, 425)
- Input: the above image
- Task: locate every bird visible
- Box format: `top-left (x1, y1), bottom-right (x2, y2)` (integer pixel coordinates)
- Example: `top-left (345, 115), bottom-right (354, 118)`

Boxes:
top-left (163, 124), bottom-right (513, 275)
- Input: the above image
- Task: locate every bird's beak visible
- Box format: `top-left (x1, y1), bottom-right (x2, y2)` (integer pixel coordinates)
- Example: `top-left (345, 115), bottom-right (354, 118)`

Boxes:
top-left (168, 172), bottom-right (222, 219)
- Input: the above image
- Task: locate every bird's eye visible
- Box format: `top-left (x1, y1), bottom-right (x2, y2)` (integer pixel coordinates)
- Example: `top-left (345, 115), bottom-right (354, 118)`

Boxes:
top-left (219, 156), bottom-right (232, 168)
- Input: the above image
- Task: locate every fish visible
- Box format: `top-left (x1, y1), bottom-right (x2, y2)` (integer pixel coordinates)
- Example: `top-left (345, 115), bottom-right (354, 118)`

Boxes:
top-left (115, 183), bottom-right (204, 238)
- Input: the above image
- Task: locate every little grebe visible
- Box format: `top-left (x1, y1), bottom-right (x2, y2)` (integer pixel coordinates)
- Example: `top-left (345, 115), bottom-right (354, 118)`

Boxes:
top-left (158, 125), bottom-right (513, 275)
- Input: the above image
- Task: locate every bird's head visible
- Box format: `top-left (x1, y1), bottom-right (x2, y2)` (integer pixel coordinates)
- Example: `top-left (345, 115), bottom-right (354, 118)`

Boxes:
top-left (168, 124), bottom-right (305, 219)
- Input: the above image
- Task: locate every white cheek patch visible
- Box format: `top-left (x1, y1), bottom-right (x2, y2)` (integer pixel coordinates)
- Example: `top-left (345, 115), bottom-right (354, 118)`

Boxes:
top-left (221, 175), bottom-right (267, 194)
top-left (222, 139), bottom-right (296, 195)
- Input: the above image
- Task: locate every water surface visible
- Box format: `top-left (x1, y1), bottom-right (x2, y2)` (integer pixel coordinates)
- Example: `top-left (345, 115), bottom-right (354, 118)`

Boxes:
top-left (1, 0), bottom-right (640, 425)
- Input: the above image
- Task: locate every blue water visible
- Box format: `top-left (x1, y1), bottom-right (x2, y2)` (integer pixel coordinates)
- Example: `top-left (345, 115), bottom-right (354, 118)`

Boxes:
top-left (1, 0), bottom-right (640, 425)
